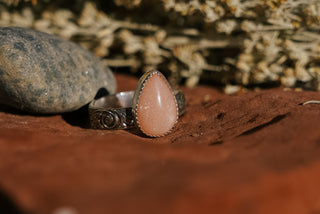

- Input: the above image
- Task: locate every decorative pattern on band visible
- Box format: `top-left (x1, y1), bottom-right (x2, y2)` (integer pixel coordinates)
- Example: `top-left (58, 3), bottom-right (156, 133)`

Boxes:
top-left (89, 108), bottom-right (135, 130)
top-left (88, 90), bottom-right (185, 130)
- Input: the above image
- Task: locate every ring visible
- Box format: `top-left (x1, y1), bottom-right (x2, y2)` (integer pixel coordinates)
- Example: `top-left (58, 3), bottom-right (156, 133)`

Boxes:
top-left (89, 70), bottom-right (186, 137)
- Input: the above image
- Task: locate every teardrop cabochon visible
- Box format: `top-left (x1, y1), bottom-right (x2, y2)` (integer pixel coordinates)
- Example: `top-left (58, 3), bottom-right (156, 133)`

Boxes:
top-left (132, 70), bottom-right (179, 137)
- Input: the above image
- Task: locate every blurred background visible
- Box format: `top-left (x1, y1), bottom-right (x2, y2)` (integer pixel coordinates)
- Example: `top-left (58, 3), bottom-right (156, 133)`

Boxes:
top-left (0, 0), bottom-right (319, 92)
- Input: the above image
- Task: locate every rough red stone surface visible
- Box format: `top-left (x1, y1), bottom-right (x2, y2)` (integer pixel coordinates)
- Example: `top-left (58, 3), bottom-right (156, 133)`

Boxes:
top-left (1, 74), bottom-right (320, 214)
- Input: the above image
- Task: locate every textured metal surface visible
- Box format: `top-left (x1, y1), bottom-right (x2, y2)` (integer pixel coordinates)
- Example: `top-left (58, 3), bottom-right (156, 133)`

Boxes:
top-left (89, 107), bottom-right (135, 130)
top-left (89, 89), bottom-right (186, 131)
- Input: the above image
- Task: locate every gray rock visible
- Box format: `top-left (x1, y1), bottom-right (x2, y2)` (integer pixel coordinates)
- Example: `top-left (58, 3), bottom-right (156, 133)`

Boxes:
top-left (0, 27), bottom-right (116, 114)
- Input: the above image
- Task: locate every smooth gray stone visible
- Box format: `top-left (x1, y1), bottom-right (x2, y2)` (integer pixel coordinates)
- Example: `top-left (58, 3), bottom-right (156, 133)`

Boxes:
top-left (0, 27), bottom-right (116, 113)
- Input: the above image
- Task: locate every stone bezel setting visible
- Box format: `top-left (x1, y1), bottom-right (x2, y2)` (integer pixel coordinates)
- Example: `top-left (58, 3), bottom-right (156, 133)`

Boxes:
top-left (132, 70), bottom-right (179, 137)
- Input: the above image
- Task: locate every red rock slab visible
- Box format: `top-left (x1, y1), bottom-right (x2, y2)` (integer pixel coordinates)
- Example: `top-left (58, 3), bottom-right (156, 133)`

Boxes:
top-left (1, 74), bottom-right (320, 214)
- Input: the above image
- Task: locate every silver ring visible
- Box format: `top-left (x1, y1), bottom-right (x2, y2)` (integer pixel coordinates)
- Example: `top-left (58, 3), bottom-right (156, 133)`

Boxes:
top-left (89, 70), bottom-right (186, 137)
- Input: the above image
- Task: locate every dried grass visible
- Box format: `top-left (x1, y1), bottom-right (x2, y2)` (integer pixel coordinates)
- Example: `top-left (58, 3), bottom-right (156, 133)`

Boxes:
top-left (0, 0), bottom-right (319, 91)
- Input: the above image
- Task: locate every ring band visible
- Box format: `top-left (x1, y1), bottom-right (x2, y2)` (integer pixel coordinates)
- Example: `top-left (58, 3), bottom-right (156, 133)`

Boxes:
top-left (89, 70), bottom-right (186, 137)
top-left (89, 90), bottom-right (185, 129)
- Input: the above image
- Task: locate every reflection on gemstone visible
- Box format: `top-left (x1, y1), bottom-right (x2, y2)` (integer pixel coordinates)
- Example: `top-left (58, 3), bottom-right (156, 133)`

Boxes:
top-left (134, 71), bottom-right (178, 137)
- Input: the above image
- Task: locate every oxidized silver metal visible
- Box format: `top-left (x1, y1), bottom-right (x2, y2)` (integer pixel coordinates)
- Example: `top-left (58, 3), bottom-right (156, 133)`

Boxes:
top-left (89, 71), bottom-right (186, 132)
top-left (89, 90), bottom-right (185, 130)
top-left (89, 91), bottom-right (135, 129)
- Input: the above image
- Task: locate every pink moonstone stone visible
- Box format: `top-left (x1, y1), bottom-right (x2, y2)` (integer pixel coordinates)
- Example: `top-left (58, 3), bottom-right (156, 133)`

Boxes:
top-left (136, 72), bottom-right (178, 137)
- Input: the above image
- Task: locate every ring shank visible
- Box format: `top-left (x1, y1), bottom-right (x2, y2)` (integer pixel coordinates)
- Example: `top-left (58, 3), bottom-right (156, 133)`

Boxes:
top-left (89, 90), bottom-right (185, 130)
top-left (91, 91), bottom-right (135, 109)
